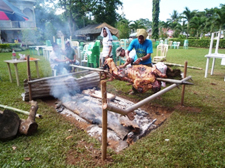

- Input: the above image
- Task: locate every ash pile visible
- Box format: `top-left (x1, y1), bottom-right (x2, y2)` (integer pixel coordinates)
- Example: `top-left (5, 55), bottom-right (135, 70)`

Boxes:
top-left (55, 89), bottom-right (157, 152)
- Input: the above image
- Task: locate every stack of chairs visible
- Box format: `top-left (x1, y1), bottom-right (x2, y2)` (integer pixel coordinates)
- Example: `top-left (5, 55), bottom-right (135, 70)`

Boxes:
top-left (153, 44), bottom-right (169, 62)
top-left (183, 40), bottom-right (188, 49)
top-left (81, 41), bottom-right (100, 68)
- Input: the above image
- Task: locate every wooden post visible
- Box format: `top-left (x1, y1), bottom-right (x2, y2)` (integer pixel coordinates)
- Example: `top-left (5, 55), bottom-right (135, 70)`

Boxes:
top-left (27, 55), bottom-right (32, 101)
top-left (181, 61), bottom-right (188, 106)
top-left (61, 36), bottom-right (65, 50)
top-left (101, 80), bottom-right (107, 160)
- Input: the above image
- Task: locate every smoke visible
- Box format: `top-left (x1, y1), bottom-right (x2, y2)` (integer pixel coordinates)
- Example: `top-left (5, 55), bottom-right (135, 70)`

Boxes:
top-left (48, 75), bottom-right (80, 101)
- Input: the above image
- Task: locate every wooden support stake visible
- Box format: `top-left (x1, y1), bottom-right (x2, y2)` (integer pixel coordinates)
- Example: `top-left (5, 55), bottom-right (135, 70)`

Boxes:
top-left (181, 61), bottom-right (188, 106)
top-left (27, 55), bottom-right (32, 101)
top-left (101, 80), bottom-right (107, 161)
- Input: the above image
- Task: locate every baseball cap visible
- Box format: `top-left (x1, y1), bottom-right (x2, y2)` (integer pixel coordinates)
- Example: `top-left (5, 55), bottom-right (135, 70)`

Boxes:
top-left (116, 47), bottom-right (123, 57)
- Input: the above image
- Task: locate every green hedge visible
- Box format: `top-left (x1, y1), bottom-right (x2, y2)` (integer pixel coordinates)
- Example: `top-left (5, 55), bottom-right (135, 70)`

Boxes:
top-left (0, 43), bottom-right (21, 49)
top-left (0, 44), bottom-right (24, 53)
top-left (169, 38), bottom-right (225, 48)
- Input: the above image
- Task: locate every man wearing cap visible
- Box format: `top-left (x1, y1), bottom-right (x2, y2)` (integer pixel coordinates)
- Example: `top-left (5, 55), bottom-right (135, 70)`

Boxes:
top-left (127, 29), bottom-right (153, 66)
top-left (116, 47), bottom-right (137, 68)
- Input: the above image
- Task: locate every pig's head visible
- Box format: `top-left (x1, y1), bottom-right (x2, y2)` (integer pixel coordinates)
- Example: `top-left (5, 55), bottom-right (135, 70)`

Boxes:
top-left (104, 58), bottom-right (118, 75)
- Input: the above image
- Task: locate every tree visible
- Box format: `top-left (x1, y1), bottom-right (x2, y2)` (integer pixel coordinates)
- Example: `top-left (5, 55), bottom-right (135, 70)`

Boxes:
top-left (213, 6), bottom-right (225, 32)
top-left (169, 10), bottom-right (180, 22)
top-left (21, 28), bottom-right (41, 47)
top-left (44, 22), bottom-right (57, 41)
top-left (58, 0), bottom-right (96, 37)
top-left (189, 16), bottom-right (206, 38)
top-left (35, 1), bottom-right (69, 41)
top-left (204, 5), bottom-right (225, 35)
top-left (152, 0), bottom-right (160, 40)
top-left (93, 0), bottom-right (123, 27)
top-left (116, 18), bottom-right (130, 38)
top-left (181, 7), bottom-right (196, 38)
top-left (138, 18), bottom-right (152, 29)
top-left (160, 21), bottom-right (171, 31)
top-left (129, 20), bottom-right (146, 33)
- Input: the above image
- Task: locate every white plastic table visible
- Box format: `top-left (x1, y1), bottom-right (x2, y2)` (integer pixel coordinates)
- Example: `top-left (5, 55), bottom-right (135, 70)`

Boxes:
top-left (4, 59), bottom-right (40, 86)
top-left (43, 46), bottom-right (53, 60)
top-left (204, 53), bottom-right (225, 78)
top-left (204, 31), bottom-right (225, 80)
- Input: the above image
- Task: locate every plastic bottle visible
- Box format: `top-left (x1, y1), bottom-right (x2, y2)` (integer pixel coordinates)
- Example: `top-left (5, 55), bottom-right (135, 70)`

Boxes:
top-left (12, 49), bottom-right (16, 60)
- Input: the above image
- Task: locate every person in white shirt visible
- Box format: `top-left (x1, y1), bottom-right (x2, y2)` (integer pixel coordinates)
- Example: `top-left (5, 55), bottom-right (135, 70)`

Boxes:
top-left (100, 27), bottom-right (113, 65)
top-left (116, 47), bottom-right (137, 68)
top-left (100, 27), bottom-right (113, 80)
top-left (49, 43), bottom-right (68, 75)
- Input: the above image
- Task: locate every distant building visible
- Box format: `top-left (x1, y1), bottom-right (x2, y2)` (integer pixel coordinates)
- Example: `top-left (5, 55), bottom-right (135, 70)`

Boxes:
top-left (75, 22), bottom-right (119, 41)
top-left (0, 0), bottom-right (36, 43)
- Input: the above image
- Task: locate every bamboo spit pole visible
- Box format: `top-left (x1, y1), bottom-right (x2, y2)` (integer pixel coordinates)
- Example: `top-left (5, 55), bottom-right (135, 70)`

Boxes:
top-left (28, 70), bottom-right (89, 84)
top-left (152, 61), bottom-right (202, 70)
top-left (100, 76), bottom-right (192, 160)
top-left (26, 55), bottom-right (32, 101)
top-left (101, 81), bottom-right (107, 161)
top-left (181, 61), bottom-right (188, 106)
top-left (70, 64), bottom-right (108, 73)
top-left (70, 65), bottom-right (193, 84)
top-left (104, 76), bottom-right (192, 116)
top-left (0, 104), bottom-right (42, 118)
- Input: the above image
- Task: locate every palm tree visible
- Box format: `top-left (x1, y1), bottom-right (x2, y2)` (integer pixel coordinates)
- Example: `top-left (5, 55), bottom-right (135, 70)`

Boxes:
top-left (172, 21), bottom-right (187, 37)
top-left (129, 20), bottom-right (146, 33)
top-left (181, 7), bottom-right (196, 38)
top-left (189, 16), bottom-right (206, 38)
top-left (116, 18), bottom-right (131, 38)
top-left (213, 6), bottom-right (225, 32)
top-left (169, 10), bottom-right (180, 22)
top-left (204, 8), bottom-right (217, 33)
top-left (160, 21), bottom-right (171, 31)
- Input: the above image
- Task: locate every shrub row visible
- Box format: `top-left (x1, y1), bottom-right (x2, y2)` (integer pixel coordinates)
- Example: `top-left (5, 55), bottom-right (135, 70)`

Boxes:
top-left (0, 43), bottom-right (21, 49)
top-left (0, 44), bottom-right (24, 53)
top-left (169, 38), bottom-right (225, 48)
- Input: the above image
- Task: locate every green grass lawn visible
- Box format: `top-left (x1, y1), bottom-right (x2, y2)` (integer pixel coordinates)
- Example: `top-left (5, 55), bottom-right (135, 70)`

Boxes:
top-left (0, 47), bottom-right (225, 167)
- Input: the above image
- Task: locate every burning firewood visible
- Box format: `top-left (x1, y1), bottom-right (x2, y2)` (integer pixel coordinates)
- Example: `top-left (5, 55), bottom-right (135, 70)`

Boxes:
top-left (82, 89), bottom-right (116, 101)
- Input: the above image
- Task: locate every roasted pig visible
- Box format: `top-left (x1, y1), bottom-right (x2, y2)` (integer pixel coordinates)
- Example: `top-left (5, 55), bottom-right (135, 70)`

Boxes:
top-left (104, 58), bottom-right (167, 93)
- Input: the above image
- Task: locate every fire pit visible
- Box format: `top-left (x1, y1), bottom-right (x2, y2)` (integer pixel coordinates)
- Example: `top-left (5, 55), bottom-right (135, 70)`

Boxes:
top-left (55, 89), bottom-right (158, 152)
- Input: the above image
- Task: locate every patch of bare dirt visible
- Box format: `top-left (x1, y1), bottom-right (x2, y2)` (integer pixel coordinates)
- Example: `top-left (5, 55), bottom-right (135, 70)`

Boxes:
top-left (61, 113), bottom-right (91, 130)
top-left (66, 140), bottom-right (113, 167)
top-left (142, 104), bottom-right (174, 126)
top-left (175, 105), bottom-right (202, 113)
top-left (41, 94), bottom-right (175, 166)
top-left (41, 97), bottom-right (58, 108)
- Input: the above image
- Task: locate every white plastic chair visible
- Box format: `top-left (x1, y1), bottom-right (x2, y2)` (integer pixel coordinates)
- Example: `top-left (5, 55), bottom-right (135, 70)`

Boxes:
top-left (81, 44), bottom-right (88, 66)
top-left (153, 44), bottom-right (168, 62)
top-left (164, 39), bottom-right (168, 45)
top-left (177, 42), bottom-right (180, 49)
top-left (168, 41), bottom-right (173, 49)
top-left (172, 41), bottom-right (180, 49)
top-left (183, 40), bottom-right (188, 49)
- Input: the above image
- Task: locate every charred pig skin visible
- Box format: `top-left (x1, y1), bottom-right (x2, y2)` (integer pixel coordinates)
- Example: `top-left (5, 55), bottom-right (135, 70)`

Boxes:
top-left (104, 58), bottom-right (167, 93)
